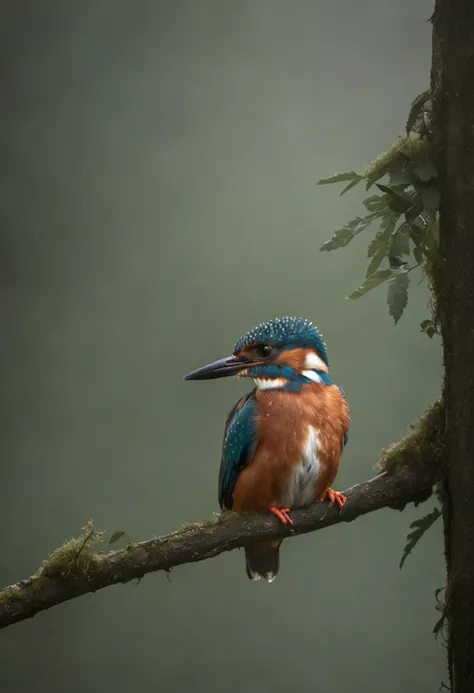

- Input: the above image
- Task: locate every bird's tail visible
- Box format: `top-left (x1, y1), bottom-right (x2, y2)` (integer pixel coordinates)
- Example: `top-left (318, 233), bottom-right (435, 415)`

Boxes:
top-left (245, 540), bottom-right (282, 582)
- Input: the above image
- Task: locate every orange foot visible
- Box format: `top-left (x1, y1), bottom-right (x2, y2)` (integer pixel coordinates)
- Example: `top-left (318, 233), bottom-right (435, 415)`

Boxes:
top-left (320, 488), bottom-right (347, 510)
top-left (269, 506), bottom-right (294, 527)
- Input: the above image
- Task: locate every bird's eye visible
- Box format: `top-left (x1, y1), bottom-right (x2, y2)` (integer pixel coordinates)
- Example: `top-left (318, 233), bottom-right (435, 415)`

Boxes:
top-left (256, 344), bottom-right (272, 358)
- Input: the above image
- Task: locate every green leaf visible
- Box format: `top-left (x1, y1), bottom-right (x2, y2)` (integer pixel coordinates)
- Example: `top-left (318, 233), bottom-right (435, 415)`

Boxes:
top-left (378, 212), bottom-right (399, 233)
top-left (413, 160), bottom-right (437, 182)
top-left (387, 271), bottom-right (410, 324)
top-left (363, 195), bottom-right (387, 213)
top-left (376, 184), bottom-right (411, 214)
top-left (320, 214), bottom-right (378, 252)
top-left (389, 225), bottom-right (411, 258)
top-left (347, 215), bottom-right (377, 232)
top-left (405, 194), bottom-right (425, 221)
top-left (388, 257), bottom-right (409, 270)
top-left (339, 178), bottom-right (362, 196)
top-left (362, 195), bottom-right (386, 212)
top-left (408, 219), bottom-right (425, 243)
top-left (320, 227), bottom-right (355, 251)
top-left (347, 269), bottom-right (393, 300)
top-left (366, 229), bottom-right (392, 276)
top-left (420, 318), bottom-right (437, 338)
top-left (433, 611), bottom-right (447, 640)
top-left (368, 229), bottom-right (391, 258)
top-left (421, 186), bottom-right (440, 210)
top-left (391, 183), bottom-right (414, 195)
top-left (317, 171), bottom-right (362, 185)
top-left (405, 89), bottom-right (431, 135)
top-left (434, 587), bottom-right (445, 607)
top-left (388, 169), bottom-right (411, 186)
top-left (399, 507), bottom-right (441, 570)
top-left (366, 247), bottom-right (388, 277)
top-left (413, 244), bottom-right (424, 265)
top-left (433, 588), bottom-right (447, 640)
top-left (109, 531), bottom-right (127, 545)
top-left (375, 184), bottom-right (394, 195)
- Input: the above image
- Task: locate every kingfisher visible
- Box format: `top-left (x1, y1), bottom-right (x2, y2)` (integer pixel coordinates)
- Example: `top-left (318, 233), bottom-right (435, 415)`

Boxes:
top-left (184, 317), bottom-right (350, 582)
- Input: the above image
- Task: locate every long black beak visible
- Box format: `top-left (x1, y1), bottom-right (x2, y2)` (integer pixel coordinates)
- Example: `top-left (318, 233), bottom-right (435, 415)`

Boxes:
top-left (183, 355), bottom-right (252, 381)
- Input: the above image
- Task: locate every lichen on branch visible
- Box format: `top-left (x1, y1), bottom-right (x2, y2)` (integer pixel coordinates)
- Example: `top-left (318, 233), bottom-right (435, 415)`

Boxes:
top-left (377, 398), bottom-right (445, 473)
top-left (0, 521), bottom-right (105, 609)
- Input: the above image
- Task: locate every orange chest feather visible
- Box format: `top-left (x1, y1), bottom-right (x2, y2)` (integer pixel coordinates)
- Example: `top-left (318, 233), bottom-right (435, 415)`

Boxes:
top-left (231, 384), bottom-right (350, 512)
top-left (257, 384), bottom-right (348, 458)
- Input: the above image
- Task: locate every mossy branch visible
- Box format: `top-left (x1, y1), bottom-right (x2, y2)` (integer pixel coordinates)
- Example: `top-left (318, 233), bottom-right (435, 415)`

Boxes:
top-left (0, 401), bottom-right (444, 631)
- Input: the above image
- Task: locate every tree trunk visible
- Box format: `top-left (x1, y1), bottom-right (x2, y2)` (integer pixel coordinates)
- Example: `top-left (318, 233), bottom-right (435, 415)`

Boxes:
top-left (431, 1), bottom-right (474, 690)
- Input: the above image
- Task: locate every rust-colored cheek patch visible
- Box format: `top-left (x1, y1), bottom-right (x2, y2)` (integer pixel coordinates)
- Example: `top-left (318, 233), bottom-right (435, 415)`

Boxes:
top-left (274, 348), bottom-right (310, 371)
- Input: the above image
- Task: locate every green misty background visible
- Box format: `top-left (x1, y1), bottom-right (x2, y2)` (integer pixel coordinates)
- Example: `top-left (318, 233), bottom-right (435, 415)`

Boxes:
top-left (2, 2), bottom-right (444, 692)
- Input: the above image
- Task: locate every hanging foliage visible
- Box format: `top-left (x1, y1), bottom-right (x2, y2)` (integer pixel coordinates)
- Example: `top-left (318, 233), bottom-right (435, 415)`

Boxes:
top-left (318, 92), bottom-right (439, 327)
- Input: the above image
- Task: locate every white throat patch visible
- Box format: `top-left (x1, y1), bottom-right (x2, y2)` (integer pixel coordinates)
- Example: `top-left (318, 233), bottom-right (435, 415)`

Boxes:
top-left (253, 378), bottom-right (288, 390)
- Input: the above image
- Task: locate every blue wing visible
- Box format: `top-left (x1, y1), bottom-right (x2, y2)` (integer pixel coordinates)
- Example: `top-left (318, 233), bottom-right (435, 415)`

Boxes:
top-left (337, 385), bottom-right (349, 448)
top-left (218, 390), bottom-right (258, 511)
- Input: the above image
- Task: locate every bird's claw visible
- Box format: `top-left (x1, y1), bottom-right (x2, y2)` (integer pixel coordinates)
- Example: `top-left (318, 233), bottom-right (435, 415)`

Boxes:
top-left (320, 488), bottom-right (347, 510)
top-left (269, 506), bottom-right (294, 528)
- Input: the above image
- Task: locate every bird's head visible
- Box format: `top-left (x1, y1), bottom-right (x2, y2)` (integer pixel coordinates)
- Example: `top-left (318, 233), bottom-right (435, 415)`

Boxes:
top-left (184, 317), bottom-right (330, 390)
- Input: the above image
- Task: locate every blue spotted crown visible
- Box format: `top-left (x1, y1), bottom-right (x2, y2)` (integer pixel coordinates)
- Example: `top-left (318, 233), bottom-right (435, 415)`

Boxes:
top-left (233, 317), bottom-right (328, 365)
